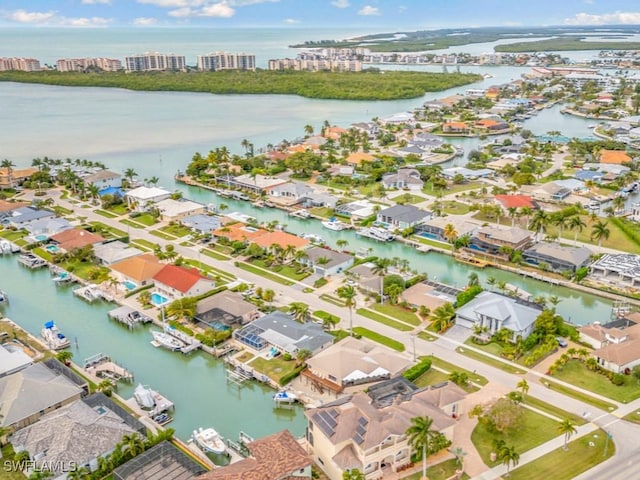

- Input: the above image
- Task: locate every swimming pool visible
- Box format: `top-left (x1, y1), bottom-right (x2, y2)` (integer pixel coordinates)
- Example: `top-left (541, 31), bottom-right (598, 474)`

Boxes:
top-left (34, 234), bottom-right (48, 242)
top-left (151, 292), bottom-right (170, 307)
top-left (419, 232), bottom-right (438, 240)
top-left (45, 245), bottom-right (60, 253)
top-left (123, 281), bottom-right (137, 291)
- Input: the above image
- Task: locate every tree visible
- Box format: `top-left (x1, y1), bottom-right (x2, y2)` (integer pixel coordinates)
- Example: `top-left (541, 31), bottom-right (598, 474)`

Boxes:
top-left (449, 446), bottom-right (467, 471)
top-left (529, 209), bottom-right (549, 240)
top-left (484, 398), bottom-right (525, 434)
top-left (406, 416), bottom-right (439, 480)
top-left (123, 168), bottom-right (137, 185)
top-left (336, 239), bottom-right (349, 250)
top-left (371, 258), bottom-right (392, 303)
top-left (516, 378), bottom-right (529, 402)
top-left (295, 348), bottom-right (312, 366)
top-left (165, 297), bottom-right (197, 320)
top-left (449, 371), bottom-right (469, 387)
top-left (122, 432), bottom-right (146, 458)
top-left (289, 302), bottom-right (310, 323)
top-left (261, 288), bottom-right (275, 305)
top-left (66, 466), bottom-right (90, 480)
top-left (568, 216), bottom-right (586, 246)
top-left (98, 378), bottom-right (115, 397)
top-left (591, 220), bottom-right (610, 249)
top-left (1, 159), bottom-right (16, 189)
top-left (558, 419), bottom-right (577, 450)
top-left (499, 445), bottom-right (520, 476)
top-left (468, 272), bottom-right (479, 287)
top-left (56, 350), bottom-right (73, 366)
top-left (337, 285), bottom-right (357, 335)
top-left (443, 223), bottom-right (458, 251)
top-left (431, 302), bottom-right (455, 333)
top-left (342, 470), bottom-right (365, 480)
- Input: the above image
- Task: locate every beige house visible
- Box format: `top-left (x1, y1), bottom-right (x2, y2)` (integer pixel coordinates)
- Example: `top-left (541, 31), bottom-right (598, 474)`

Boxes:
top-left (303, 337), bottom-right (412, 394)
top-left (306, 380), bottom-right (464, 480)
top-left (195, 290), bottom-right (260, 329)
top-left (400, 281), bottom-right (459, 311)
top-left (155, 198), bottom-right (206, 222)
top-left (109, 253), bottom-right (164, 289)
top-left (579, 315), bottom-right (640, 373)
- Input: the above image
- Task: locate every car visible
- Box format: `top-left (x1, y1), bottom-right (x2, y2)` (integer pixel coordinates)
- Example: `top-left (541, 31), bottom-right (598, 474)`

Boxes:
top-left (153, 413), bottom-right (171, 424)
top-left (557, 337), bottom-right (568, 348)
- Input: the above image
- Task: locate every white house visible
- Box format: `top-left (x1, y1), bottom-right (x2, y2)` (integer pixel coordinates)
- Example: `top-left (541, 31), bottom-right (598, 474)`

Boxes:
top-left (155, 198), bottom-right (206, 222)
top-left (125, 186), bottom-right (172, 212)
top-left (82, 170), bottom-right (122, 190)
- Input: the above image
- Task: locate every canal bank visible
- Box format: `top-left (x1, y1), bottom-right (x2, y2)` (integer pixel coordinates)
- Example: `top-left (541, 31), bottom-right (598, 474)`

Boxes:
top-left (0, 254), bottom-right (307, 442)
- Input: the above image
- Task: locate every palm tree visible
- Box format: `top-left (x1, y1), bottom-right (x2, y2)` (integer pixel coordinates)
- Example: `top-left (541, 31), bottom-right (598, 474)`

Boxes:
top-left (499, 445), bottom-right (520, 476)
top-left (612, 195), bottom-right (626, 213)
top-left (552, 216), bottom-right (568, 241)
top-left (122, 432), bottom-right (146, 458)
top-left (486, 276), bottom-right (496, 290)
top-left (66, 466), bottom-right (90, 480)
top-left (295, 348), bottom-right (312, 366)
top-left (98, 378), bottom-right (115, 397)
top-left (304, 124), bottom-right (314, 136)
top-left (406, 416), bottom-right (439, 480)
top-left (1, 159), bottom-right (15, 189)
top-left (289, 302), bottom-right (310, 323)
top-left (165, 297), bottom-right (197, 320)
top-left (516, 378), bottom-right (529, 402)
top-left (449, 446), bottom-right (467, 472)
top-left (468, 272), bottom-right (479, 287)
top-left (336, 285), bottom-right (357, 335)
top-left (529, 209), bottom-right (549, 241)
top-left (443, 223), bottom-right (458, 251)
top-left (342, 470), bottom-right (365, 480)
top-left (56, 350), bottom-right (73, 366)
top-left (591, 220), bottom-right (610, 249)
top-left (371, 258), bottom-right (392, 303)
top-left (123, 168), bottom-right (137, 185)
top-left (336, 239), bottom-right (349, 250)
top-left (262, 288), bottom-right (275, 306)
top-left (568, 216), bottom-right (586, 246)
top-left (558, 419), bottom-right (577, 450)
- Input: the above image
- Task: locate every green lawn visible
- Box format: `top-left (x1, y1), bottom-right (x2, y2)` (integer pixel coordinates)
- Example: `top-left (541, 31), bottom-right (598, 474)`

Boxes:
top-left (131, 238), bottom-right (159, 250)
top-left (119, 218), bottom-right (146, 229)
top-left (94, 209), bottom-right (119, 218)
top-left (440, 200), bottom-right (472, 215)
top-left (309, 207), bottom-right (335, 219)
top-left (319, 293), bottom-right (346, 307)
top-left (89, 221), bottom-right (126, 238)
top-left (250, 356), bottom-right (299, 384)
top-left (106, 203), bottom-right (129, 215)
top-left (423, 181), bottom-right (482, 196)
top-left (132, 213), bottom-right (158, 226)
top-left (182, 259), bottom-right (234, 283)
top-left (472, 408), bottom-right (561, 466)
top-left (53, 205), bottom-right (73, 215)
top-left (545, 379), bottom-right (617, 411)
top-left (356, 308), bottom-right (414, 331)
top-left (353, 326), bottom-right (405, 351)
top-left (252, 259), bottom-right (310, 281)
top-left (150, 229), bottom-right (178, 240)
top-left (402, 458), bottom-right (468, 480)
top-left (32, 247), bottom-right (53, 262)
top-left (523, 395), bottom-right (586, 425)
top-left (0, 229), bottom-right (27, 242)
top-left (623, 409), bottom-right (640, 424)
top-left (160, 223), bottom-right (193, 237)
top-left (550, 359), bottom-right (640, 403)
top-left (508, 429), bottom-right (614, 480)
top-left (372, 304), bottom-right (421, 325)
top-left (456, 346), bottom-right (526, 375)
top-left (391, 193), bottom-right (426, 204)
top-left (236, 262), bottom-right (294, 286)
top-left (426, 355), bottom-right (489, 386)
top-left (412, 366), bottom-right (450, 388)
top-left (411, 235), bottom-right (450, 250)
top-left (201, 248), bottom-right (229, 260)
top-left (418, 330), bottom-right (438, 342)
top-left (0, 445), bottom-right (28, 480)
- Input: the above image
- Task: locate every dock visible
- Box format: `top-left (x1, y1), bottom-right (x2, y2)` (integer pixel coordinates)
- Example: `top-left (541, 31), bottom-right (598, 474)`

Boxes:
top-left (108, 305), bottom-right (152, 329)
top-left (84, 353), bottom-right (134, 383)
top-left (17, 253), bottom-right (47, 269)
top-left (162, 326), bottom-right (202, 355)
top-left (213, 343), bottom-right (237, 358)
top-left (74, 285), bottom-right (114, 303)
top-left (454, 254), bottom-right (488, 268)
top-left (125, 388), bottom-right (175, 418)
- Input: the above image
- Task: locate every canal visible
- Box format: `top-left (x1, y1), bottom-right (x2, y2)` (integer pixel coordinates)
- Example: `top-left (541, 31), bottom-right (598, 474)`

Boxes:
top-left (0, 254), bottom-right (306, 442)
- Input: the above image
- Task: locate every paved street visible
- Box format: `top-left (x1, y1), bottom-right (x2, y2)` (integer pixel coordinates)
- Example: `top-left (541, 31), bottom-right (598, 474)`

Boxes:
top-left (36, 189), bottom-right (640, 479)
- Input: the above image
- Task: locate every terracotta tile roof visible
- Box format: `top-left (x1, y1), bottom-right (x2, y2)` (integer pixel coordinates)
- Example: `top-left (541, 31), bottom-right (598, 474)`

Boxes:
top-left (49, 228), bottom-right (104, 251)
top-left (323, 126), bottom-right (347, 140)
top-left (110, 254), bottom-right (164, 282)
top-left (494, 194), bottom-right (536, 209)
top-left (153, 264), bottom-right (207, 293)
top-left (213, 224), bottom-right (267, 242)
top-left (198, 430), bottom-right (311, 480)
top-left (599, 149), bottom-right (631, 165)
top-left (252, 231), bottom-right (310, 250)
top-left (0, 200), bottom-right (29, 212)
top-left (442, 121), bottom-right (468, 129)
top-left (346, 152), bottom-right (375, 165)
top-left (475, 119), bottom-right (500, 128)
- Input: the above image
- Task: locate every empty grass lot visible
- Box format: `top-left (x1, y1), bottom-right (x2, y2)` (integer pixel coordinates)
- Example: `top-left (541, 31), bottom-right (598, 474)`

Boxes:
top-left (390, 193), bottom-right (426, 204)
top-left (150, 229), bottom-right (178, 240)
top-left (201, 248), bottom-right (229, 261)
top-left (441, 200), bottom-right (472, 215)
top-left (550, 359), bottom-right (640, 403)
top-left (0, 229), bottom-right (26, 242)
top-left (251, 259), bottom-right (310, 281)
top-left (130, 238), bottom-right (158, 250)
top-left (508, 429), bottom-right (614, 480)
top-left (456, 345), bottom-right (526, 375)
top-left (159, 223), bottom-right (192, 237)
top-left (356, 308), bottom-right (413, 331)
top-left (372, 304), bottom-right (421, 325)
top-left (472, 409), bottom-right (561, 466)
top-left (402, 458), bottom-right (469, 480)
top-left (353, 327), bottom-right (405, 352)
top-left (249, 356), bottom-right (298, 384)
top-left (119, 218), bottom-right (146, 229)
top-left (236, 262), bottom-right (294, 286)
top-left (94, 209), bottom-right (119, 218)
top-left (544, 379), bottom-right (617, 411)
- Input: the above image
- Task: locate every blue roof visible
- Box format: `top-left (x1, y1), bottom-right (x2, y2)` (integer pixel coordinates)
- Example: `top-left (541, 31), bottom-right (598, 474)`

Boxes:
top-left (98, 186), bottom-right (124, 197)
top-left (574, 170), bottom-right (603, 181)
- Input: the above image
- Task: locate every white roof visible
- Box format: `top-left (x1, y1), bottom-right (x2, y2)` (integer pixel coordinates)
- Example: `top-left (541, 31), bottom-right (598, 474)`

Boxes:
top-left (0, 344), bottom-right (33, 378)
top-left (125, 186), bottom-right (171, 200)
top-left (156, 198), bottom-right (204, 217)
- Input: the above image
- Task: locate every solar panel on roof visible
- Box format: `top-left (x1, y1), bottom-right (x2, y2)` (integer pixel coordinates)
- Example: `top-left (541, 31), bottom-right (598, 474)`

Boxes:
top-left (328, 408), bottom-right (339, 419)
top-left (354, 433), bottom-right (365, 445)
top-left (358, 416), bottom-right (368, 426)
top-left (319, 410), bottom-right (338, 428)
top-left (356, 425), bottom-right (366, 436)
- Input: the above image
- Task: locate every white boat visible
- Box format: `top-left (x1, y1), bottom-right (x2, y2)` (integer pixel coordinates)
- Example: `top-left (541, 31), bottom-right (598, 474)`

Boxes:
top-left (273, 390), bottom-right (297, 404)
top-left (300, 233), bottom-right (324, 244)
top-left (0, 289), bottom-right (8, 304)
top-left (0, 241), bottom-right (11, 254)
top-left (322, 219), bottom-right (348, 231)
top-left (289, 209), bottom-right (311, 219)
top-left (52, 271), bottom-right (73, 284)
top-left (151, 330), bottom-right (185, 351)
top-left (134, 384), bottom-right (156, 410)
top-left (193, 427), bottom-right (226, 455)
top-left (357, 227), bottom-right (395, 242)
top-left (41, 321), bottom-right (71, 350)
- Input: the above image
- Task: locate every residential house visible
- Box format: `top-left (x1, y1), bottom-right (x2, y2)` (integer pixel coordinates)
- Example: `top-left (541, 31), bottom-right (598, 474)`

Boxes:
top-left (475, 119), bottom-right (509, 132)
top-left (455, 291), bottom-right (543, 341)
top-left (381, 112), bottom-right (414, 125)
top-left (334, 200), bottom-right (376, 220)
top-left (5, 207), bottom-right (55, 228)
top-left (579, 315), bottom-right (640, 373)
top-left (10, 393), bottom-right (146, 478)
top-left (416, 216), bottom-right (481, 242)
top-left (523, 242), bottom-right (592, 273)
top-left (598, 149), bottom-right (632, 165)
top-left (324, 126), bottom-right (348, 140)
top-left (0, 362), bottom-right (84, 432)
top-left (198, 430), bottom-right (312, 480)
top-left (303, 246), bottom-right (354, 277)
top-left (234, 311), bottom-right (333, 355)
top-left (494, 194), bottom-right (537, 210)
top-left (222, 174), bottom-right (287, 195)
top-left (381, 168), bottom-right (424, 191)
top-left (470, 226), bottom-right (532, 255)
top-left (442, 167), bottom-right (493, 180)
top-left (268, 182), bottom-right (314, 204)
top-left (24, 217), bottom-right (72, 237)
top-left (528, 182), bottom-right (572, 201)
top-left (305, 379), bottom-right (464, 480)
top-left (49, 228), bottom-right (104, 253)
top-left (155, 198), bottom-right (206, 222)
top-left (114, 441), bottom-right (207, 480)
top-left (300, 192), bottom-right (339, 209)
top-left (194, 290), bottom-right (260, 330)
top-left (302, 337), bottom-right (412, 394)
top-left (346, 152), bottom-right (375, 166)
top-left (441, 121), bottom-right (470, 134)
top-left (400, 280), bottom-right (460, 311)
top-left (252, 230), bottom-right (310, 251)
top-left (590, 253), bottom-right (640, 288)
top-left (0, 167), bottom-right (38, 189)
top-left (125, 186), bottom-right (172, 212)
top-left (82, 170), bottom-right (122, 190)
top-left (213, 223), bottom-right (268, 243)
top-left (93, 240), bottom-right (144, 266)
top-left (109, 253), bottom-right (165, 289)
top-left (348, 263), bottom-right (382, 294)
top-left (0, 200), bottom-right (29, 217)
top-left (180, 214), bottom-right (222, 234)
top-left (376, 205), bottom-right (430, 230)
top-left (153, 264), bottom-right (216, 300)
top-left (0, 343), bottom-right (33, 378)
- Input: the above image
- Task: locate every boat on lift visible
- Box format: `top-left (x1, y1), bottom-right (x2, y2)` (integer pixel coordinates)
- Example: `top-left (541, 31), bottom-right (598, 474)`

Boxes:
top-left (41, 321), bottom-right (71, 350)
top-left (322, 218), bottom-right (349, 231)
top-left (193, 427), bottom-right (226, 455)
top-left (134, 384), bottom-right (156, 410)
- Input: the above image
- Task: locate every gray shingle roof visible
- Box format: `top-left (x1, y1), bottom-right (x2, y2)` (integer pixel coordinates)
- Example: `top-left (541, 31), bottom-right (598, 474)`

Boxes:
top-left (251, 311), bottom-right (333, 353)
top-left (378, 204), bottom-right (429, 224)
top-left (456, 291), bottom-right (542, 333)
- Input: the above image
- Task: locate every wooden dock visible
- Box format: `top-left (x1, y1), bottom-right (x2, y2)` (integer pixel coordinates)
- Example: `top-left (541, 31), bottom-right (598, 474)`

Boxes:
top-left (108, 305), bottom-right (152, 329)
top-left (455, 254), bottom-right (488, 268)
top-left (84, 353), bottom-right (134, 383)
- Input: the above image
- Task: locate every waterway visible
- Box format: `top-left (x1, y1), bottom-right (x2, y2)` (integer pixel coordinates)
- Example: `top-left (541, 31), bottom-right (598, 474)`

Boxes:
top-left (0, 255), bottom-right (306, 442)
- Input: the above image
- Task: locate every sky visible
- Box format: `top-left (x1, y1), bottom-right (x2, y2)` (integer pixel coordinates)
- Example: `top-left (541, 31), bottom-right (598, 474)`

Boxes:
top-left (0, 0), bottom-right (640, 29)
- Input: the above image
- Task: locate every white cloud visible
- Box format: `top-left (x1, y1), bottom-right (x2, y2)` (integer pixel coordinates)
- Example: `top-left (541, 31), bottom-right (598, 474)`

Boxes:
top-left (5, 9), bottom-right (56, 23)
top-left (331, 0), bottom-right (350, 8)
top-left (227, 0), bottom-right (279, 5)
top-left (358, 5), bottom-right (380, 16)
top-left (283, 18), bottom-right (300, 24)
top-left (200, 2), bottom-right (235, 17)
top-left (398, 5), bottom-right (407, 13)
top-left (564, 11), bottom-right (640, 25)
top-left (168, 7), bottom-right (194, 17)
top-left (136, 0), bottom-right (194, 6)
top-left (81, 0), bottom-right (112, 5)
top-left (133, 16), bottom-right (159, 25)
top-left (65, 16), bottom-right (112, 26)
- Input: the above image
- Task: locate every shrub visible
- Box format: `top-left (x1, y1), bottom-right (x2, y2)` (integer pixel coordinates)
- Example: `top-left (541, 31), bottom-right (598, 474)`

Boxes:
top-left (279, 365), bottom-right (306, 386)
top-left (403, 358), bottom-right (432, 381)
top-left (313, 277), bottom-right (328, 288)
top-left (456, 284), bottom-right (483, 307)
top-left (611, 373), bottom-right (625, 386)
top-left (283, 353), bottom-right (292, 361)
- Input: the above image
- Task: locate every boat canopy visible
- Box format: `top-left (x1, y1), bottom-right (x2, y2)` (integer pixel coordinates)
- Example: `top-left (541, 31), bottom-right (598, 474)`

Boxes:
top-left (44, 320), bottom-right (55, 329)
